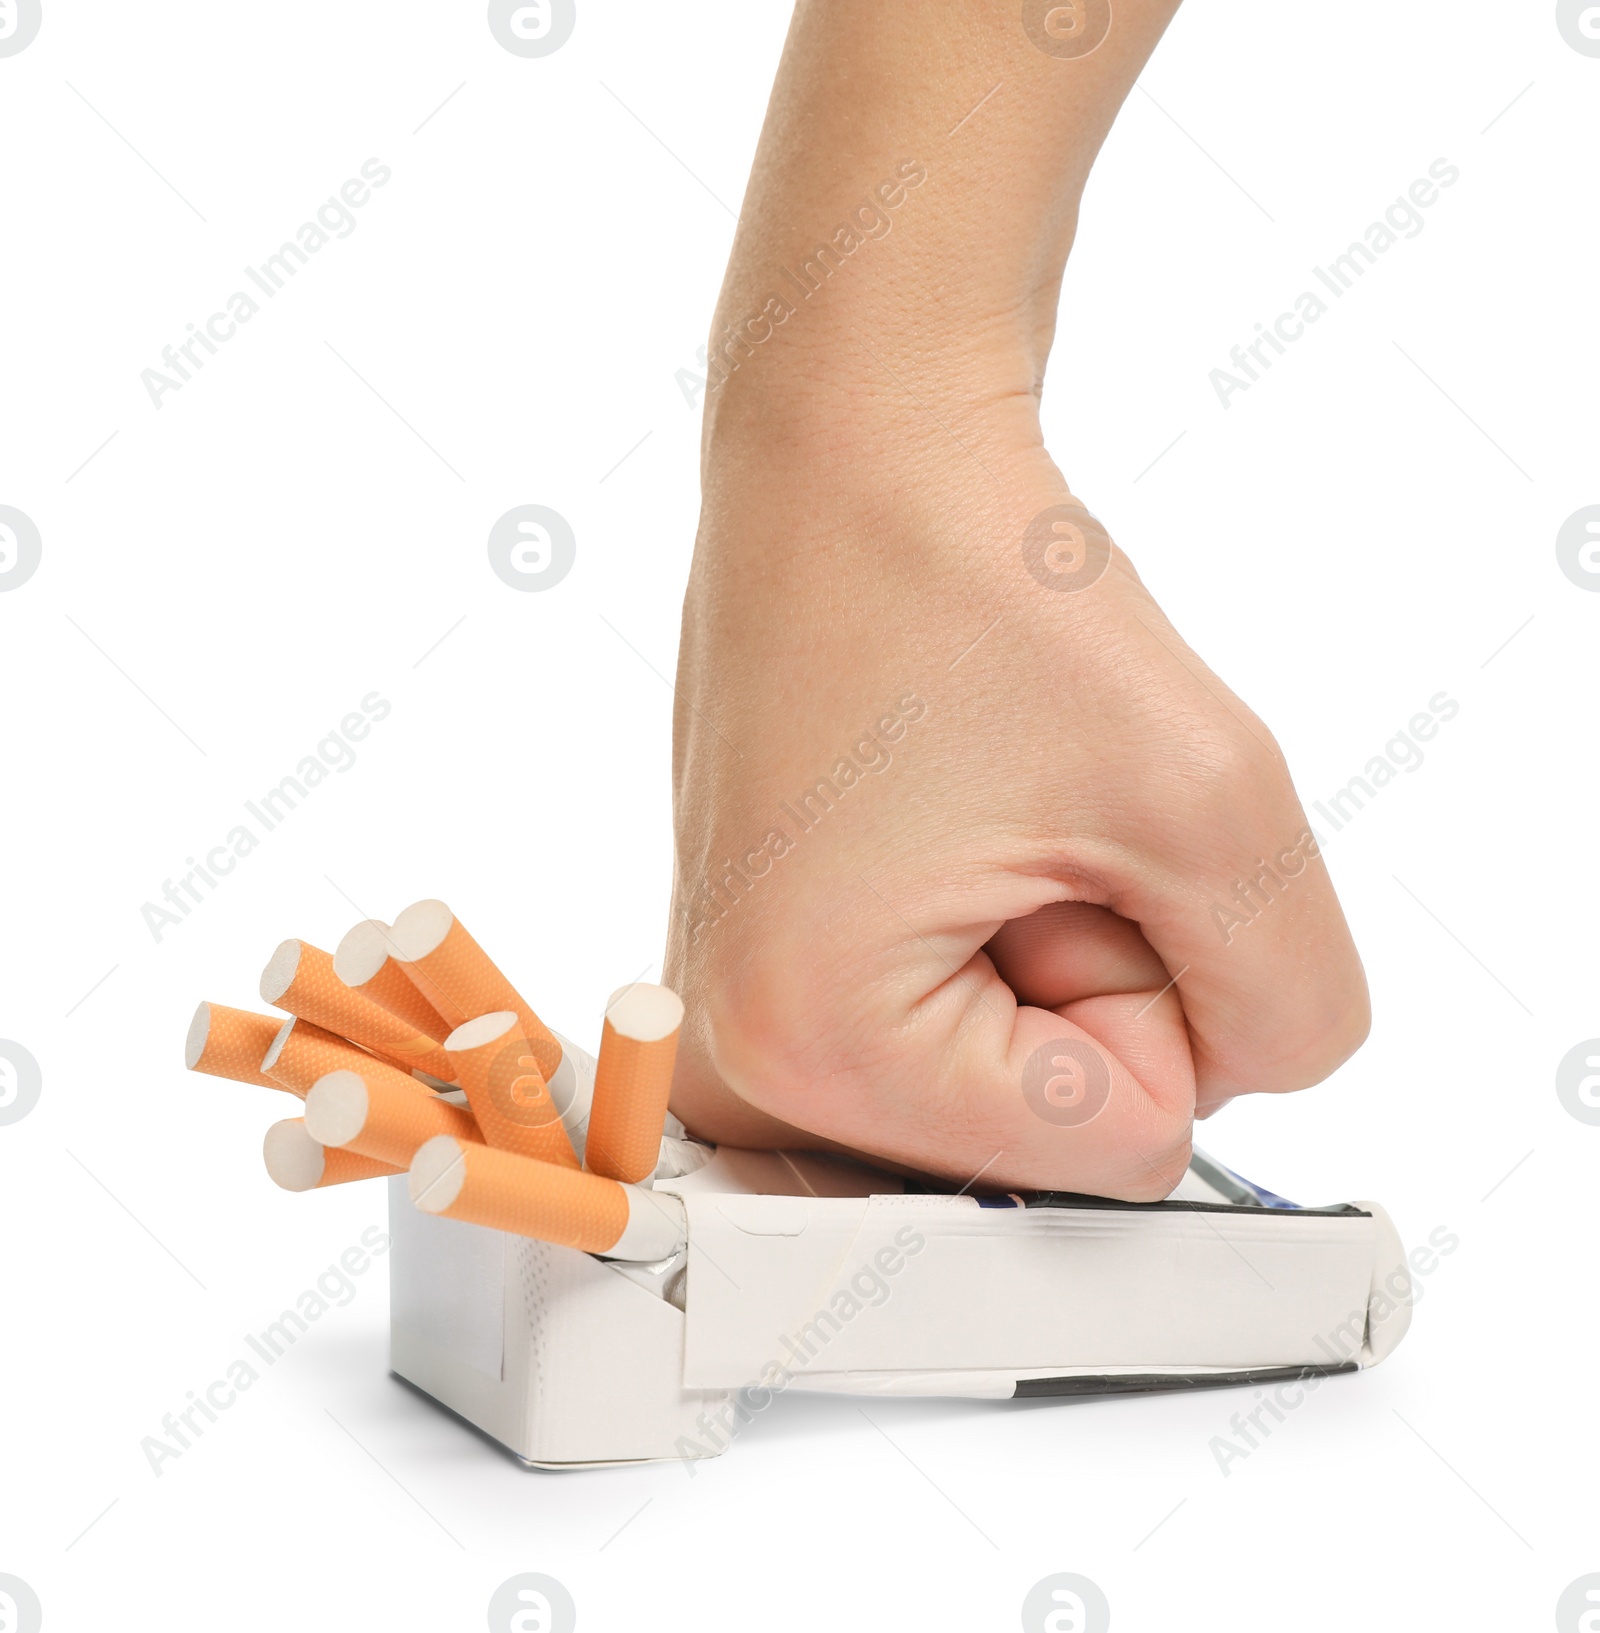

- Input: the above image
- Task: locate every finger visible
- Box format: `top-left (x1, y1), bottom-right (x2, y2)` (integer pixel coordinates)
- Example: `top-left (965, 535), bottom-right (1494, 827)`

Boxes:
top-left (986, 900), bottom-right (1198, 1156)
top-left (1101, 616), bottom-right (1370, 1104)
top-left (952, 951), bottom-right (1196, 1201)
top-left (986, 900), bottom-right (1171, 1007)
top-left (1124, 804), bottom-right (1369, 1105)
top-left (668, 874), bottom-right (1199, 1201)
top-left (699, 912), bottom-right (1197, 1201)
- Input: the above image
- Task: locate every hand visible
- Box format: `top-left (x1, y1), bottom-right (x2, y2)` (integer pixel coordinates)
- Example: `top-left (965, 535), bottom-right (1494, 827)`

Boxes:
top-left (664, 422), bottom-right (1367, 1199)
top-left (660, 0), bottom-right (1368, 1199)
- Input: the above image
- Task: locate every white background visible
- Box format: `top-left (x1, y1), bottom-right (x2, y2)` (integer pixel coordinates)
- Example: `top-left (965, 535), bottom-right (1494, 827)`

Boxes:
top-left (1, 2), bottom-right (1596, 1628)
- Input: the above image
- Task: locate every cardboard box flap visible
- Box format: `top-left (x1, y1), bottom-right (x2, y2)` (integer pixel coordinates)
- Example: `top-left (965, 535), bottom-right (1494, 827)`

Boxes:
top-left (681, 1193), bottom-right (1378, 1390)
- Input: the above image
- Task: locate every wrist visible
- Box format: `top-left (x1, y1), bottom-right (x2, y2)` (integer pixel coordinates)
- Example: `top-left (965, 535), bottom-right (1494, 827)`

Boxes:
top-left (698, 291), bottom-right (1054, 496)
top-left (697, 182), bottom-right (1089, 489)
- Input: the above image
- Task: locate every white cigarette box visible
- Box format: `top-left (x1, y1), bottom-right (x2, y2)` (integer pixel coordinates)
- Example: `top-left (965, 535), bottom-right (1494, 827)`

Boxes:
top-left (388, 1036), bottom-right (1414, 1469)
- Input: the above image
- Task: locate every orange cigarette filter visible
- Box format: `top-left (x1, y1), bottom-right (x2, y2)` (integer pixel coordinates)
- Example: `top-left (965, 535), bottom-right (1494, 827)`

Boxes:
top-left (390, 900), bottom-right (562, 1080)
top-left (443, 1012), bottom-right (579, 1169)
top-left (262, 1016), bottom-right (435, 1100)
top-left (409, 1136), bottom-right (630, 1253)
top-left (263, 1120), bottom-right (400, 1191)
top-left (584, 983), bottom-right (685, 1184)
top-left (333, 919), bottom-right (452, 1043)
top-left (185, 1002), bottom-right (289, 1091)
top-left (261, 939), bottom-right (458, 1083)
top-left (305, 1068), bottom-right (481, 1169)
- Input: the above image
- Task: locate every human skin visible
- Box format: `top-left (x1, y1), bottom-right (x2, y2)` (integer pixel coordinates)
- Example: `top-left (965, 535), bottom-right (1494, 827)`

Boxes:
top-left (663, 0), bottom-right (1369, 1201)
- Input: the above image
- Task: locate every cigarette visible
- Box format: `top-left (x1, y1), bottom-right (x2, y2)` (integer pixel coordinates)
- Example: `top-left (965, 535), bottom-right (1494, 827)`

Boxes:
top-left (443, 1012), bottom-right (580, 1169)
top-left (390, 899), bottom-right (562, 1080)
top-left (583, 983), bottom-right (685, 1185)
top-left (305, 1068), bottom-right (482, 1169)
top-left (261, 938), bottom-right (458, 1083)
top-left (185, 1001), bottom-right (289, 1091)
top-left (333, 919), bottom-right (452, 1043)
top-left (262, 1016), bottom-right (435, 1100)
top-left (408, 1135), bottom-right (685, 1261)
top-left (262, 1119), bottom-right (400, 1191)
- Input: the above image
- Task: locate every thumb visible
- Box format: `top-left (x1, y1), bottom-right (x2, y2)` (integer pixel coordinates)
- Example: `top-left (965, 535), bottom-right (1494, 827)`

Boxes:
top-left (704, 897), bottom-right (1197, 1202)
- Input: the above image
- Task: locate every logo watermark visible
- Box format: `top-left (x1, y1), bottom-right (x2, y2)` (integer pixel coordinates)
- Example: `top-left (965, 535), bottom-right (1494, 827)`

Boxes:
top-left (1020, 1572), bottom-right (1111, 1633)
top-left (1557, 0), bottom-right (1600, 55)
top-left (1022, 2), bottom-right (1112, 60)
top-left (487, 505), bottom-right (575, 592)
top-left (487, 0), bottom-right (575, 57)
top-left (0, 1041), bottom-right (42, 1127)
top-left (1556, 506), bottom-right (1600, 591)
top-left (1556, 1574), bottom-right (1600, 1632)
top-left (1556, 1040), bottom-right (1600, 1126)
top-left (484, 1036), bottom-right (565, 1127)
top-left (0, 0), bottom-right (41, 56)
top-left (0, 506), bottom-right (41, 592)
top-left (1023, 1037), bottom-right (1111, 1126)
top-left (1022, 500), bottom-right (1112, 593)
top-left (0, 1575), bottom-right (42, 1633)
top-left (1025, 2), bottom-right (1110, 60)
top-left (486, 1574), bottom-right (577, 1633)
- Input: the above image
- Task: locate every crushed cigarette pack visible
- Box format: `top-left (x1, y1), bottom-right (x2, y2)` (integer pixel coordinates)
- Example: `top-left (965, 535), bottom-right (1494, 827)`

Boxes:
top-left (387, 1031), bottom-right (1414, 1471)
top-left (184, 898), bottom-right (1414, 1472)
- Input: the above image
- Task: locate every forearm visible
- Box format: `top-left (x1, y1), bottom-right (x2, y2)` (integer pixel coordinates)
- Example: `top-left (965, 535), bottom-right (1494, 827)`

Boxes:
top-left (704, 0), bottom-right (1184, 461)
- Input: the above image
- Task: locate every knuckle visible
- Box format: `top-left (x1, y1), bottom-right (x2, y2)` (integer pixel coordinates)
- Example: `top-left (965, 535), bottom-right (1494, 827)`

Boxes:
top-left (1244, 991), bottom-right (1372, 1096)
top-left (1300, 990), bottom-right (1373, 1084)
top-left (1170, 717), bottom-right (1288, 812)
